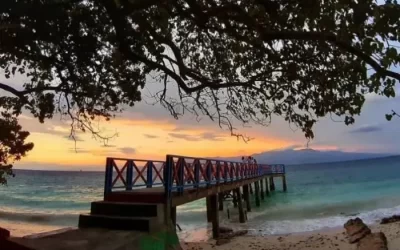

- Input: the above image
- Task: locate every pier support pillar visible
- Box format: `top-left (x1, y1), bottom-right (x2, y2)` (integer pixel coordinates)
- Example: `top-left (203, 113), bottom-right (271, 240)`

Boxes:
top-left (218, 193), bottom-right (224, 211)
top-left (269, 177), bottom-right (275, 191)
top-left (243, 184), bottom-right (251, 212)
top-left (260, 180), bottom-right (265, 201)
top-left (282, 175), bottom-right (287, 192)
top-left (235, 188), bottom-right (246, 223)
top-left (210, 194), bottom-right (220, 239)
top-left (249, 183), bottom-right (254, 195)
top-left (233, 191), bottom-right (238, 208)
top-left (206, 197), bottom-right (212, 222)
top-left (265, 178), bottom-right (270, 196)
top-left (171, 206), bottom-right (177, 231)
top-left (255, 181), bottom-right (260, 207)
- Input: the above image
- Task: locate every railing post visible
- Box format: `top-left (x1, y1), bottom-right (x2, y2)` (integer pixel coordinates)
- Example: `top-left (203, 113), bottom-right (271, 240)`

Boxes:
top-left (164, 155), bottom-right (174, 226)
top-left (224, 162), bottom-right (228, 183)
top-left (216, 161), bottom-right (221, 184)
top-left (126, 160), bottom-right (133, 190)
top-left (194, 160), bottom-right (200, 188)
top-left (164, 155), bottom-right (173, 201)
top-left (206, 161), bottom-right (212, 187)
top-left (146, 161), bottom-right (153, 188)
top-left (235, 163), bottom-right (239, 180)
top-left (104, 158), bottom-right (113, 197)
top-left (178, 158), bottom-right (185, 194)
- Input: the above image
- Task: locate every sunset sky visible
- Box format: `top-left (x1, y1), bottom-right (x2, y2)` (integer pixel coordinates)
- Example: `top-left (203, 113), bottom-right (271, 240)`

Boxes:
top-left (2, 72), bottom-right (400, 170)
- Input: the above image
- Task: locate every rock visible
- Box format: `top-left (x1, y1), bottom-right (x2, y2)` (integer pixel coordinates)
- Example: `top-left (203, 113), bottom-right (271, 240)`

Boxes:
top-left (219, 226), bottom-right (233, 234)
top-left (218, 230), bottom-right (248, 240)
top-left (357, 232), bottom-right (388, 250)
top-left (216, 238), bottom-right (230, 246)
top-left (0, 227), bottom-right (10, 239)
top-left (380, 215), bottom-right (400, 224)
top-left (344, 217), bottom-right (371, 243)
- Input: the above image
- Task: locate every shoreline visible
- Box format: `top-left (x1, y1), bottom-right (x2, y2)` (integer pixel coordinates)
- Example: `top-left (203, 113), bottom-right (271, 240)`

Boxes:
top-left (4, 217), bottom-right (400, 250)
top-left (183, 221), bottom-right (400, 250)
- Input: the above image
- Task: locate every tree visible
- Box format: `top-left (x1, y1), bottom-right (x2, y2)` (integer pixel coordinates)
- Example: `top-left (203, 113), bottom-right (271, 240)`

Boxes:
top-left (1, 0), bottom-right (400, 170)
top-left (0, 114), bottom-right (34, 185)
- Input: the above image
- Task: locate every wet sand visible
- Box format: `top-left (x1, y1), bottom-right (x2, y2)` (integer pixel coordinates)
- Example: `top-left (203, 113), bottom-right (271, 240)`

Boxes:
top-left (183, 222), bottom-right (400, 250)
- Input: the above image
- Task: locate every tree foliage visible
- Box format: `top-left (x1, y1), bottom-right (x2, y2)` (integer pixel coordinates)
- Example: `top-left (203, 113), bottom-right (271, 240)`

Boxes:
top-left (1, 0), bottom-right (400, 169)
top-left (0, 115), bottom-right (34, 185)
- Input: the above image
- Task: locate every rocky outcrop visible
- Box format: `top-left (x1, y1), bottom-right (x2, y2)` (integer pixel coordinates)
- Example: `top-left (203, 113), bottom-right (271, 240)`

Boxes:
top-left (219, 229), bottom-right (248, 239)
top-left (380, 214), bottom-right (400, 224)
top-left (357, 232), bottom-right (388, 250)
top-left (0, 227), bottom-right (10, 239)
top-left (344, 218), bottom-right (371, 243)
top-left (219, 226), bottom-right (234, 234)
top-left (216, 229), bottom-right (248, 246)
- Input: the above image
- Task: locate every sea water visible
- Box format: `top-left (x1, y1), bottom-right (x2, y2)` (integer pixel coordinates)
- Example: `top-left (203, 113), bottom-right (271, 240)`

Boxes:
top-left (1, 156), bottom-right (400, 239)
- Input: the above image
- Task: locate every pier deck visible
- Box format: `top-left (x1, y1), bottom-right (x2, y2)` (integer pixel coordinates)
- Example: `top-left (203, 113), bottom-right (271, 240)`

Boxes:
top-left (79, 154), bottom-right (287, 239)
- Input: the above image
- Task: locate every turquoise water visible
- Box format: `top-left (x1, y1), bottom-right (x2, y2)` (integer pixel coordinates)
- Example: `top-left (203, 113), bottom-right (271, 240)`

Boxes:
top-left (1, 156), bottom-right (400, 237)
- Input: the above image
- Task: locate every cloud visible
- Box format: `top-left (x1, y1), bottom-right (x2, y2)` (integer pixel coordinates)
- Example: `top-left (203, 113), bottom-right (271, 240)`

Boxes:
top-left (118, 147), bottom-right (136, 155)
top-left (143, 134), bottom-right (159, 139)
top-left (168, 132), bottom-right (225, 142)
top-left (168, 133), bottom-right (202, 141)
top-left (200, 132), bottom-right (225, 141)
top-left (349, 125), bottom-right (383, 134)
top-left (68, 148), bottom-right (90, 153)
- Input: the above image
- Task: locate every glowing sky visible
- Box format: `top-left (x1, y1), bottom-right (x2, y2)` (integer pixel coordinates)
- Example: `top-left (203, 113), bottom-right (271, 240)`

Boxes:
top-left (1, 70), bottom-right (400, 170)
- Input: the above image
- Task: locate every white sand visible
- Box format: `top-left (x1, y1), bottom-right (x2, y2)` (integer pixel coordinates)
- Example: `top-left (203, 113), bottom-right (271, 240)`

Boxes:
top-left (183, 222), bottom-right (400, 250)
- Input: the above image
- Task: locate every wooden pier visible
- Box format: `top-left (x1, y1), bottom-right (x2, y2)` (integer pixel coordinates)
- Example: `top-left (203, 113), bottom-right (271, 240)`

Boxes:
top-left (79, 155), bottom-right (287, 239)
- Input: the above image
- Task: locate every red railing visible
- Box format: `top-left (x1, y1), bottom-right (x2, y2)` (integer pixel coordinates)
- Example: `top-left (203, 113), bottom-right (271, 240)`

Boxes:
top-left (103, 155), bottom-right (285, 197)
top-left (164, 155), bottom-right (282, 196)
top-left (104, 157), bottom-right (165, 194)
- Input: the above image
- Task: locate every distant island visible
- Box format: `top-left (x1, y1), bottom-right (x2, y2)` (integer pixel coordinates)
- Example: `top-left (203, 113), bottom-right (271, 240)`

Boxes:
top-left (218, 148), bottom-right (396, 165)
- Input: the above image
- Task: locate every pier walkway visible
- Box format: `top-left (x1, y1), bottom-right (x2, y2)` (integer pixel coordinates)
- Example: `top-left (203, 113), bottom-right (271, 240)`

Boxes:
top-left (79, 154), bottom-right (287, 239)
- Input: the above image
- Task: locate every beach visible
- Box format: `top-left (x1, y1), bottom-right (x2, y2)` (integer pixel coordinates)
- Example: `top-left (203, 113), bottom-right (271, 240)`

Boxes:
top-left (2, 156), bottom-right (400, 245)
top-left (183, 221), bottom-right (400, 250)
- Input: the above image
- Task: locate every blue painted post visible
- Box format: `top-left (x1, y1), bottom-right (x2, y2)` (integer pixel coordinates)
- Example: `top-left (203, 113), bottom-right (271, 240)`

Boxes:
top-left (147, 161), bottom-right (153, 188)
top-left (126, 160), bottom-right (133, 190)
top-left (104, 158), bottom-right (113, 197)
top-left (164, 155), bottom-right (173, 226)
top-left (178, 158), bottom-right (185, 194)
top-left (194, 160), bottom-right (200, 188)
top-left (164, 155), bottom-right (173, 201)
top-left (216, 161), bottom-right (221, 184)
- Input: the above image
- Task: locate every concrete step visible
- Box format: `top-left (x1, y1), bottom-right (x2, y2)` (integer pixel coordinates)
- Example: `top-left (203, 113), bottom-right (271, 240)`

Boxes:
top-left (78, 214), bottom-right (158, 232)
top-left (90, 201), bottom-right (163, 218)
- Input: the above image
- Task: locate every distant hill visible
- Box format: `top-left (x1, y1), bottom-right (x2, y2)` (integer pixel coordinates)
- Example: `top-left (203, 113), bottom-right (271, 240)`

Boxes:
top-left (218, 149), bottom-right (392, 165)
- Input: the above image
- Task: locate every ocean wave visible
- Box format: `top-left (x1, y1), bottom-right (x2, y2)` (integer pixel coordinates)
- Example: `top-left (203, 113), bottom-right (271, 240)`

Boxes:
top-left (0, 210), bottom-right (79, 225)
top-left (249, 204), bottom-right (400, 235)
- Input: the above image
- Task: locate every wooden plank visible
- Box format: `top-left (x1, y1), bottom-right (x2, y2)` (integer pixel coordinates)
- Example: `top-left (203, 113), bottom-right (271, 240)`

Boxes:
top-left (171, 175), bottom-right (277, 206)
